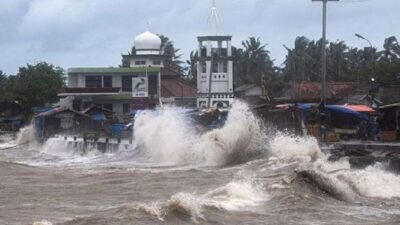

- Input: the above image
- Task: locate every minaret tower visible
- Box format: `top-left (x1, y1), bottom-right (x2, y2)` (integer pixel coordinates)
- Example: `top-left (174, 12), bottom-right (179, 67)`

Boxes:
top-left (197, 0), bottom-right (234, 108)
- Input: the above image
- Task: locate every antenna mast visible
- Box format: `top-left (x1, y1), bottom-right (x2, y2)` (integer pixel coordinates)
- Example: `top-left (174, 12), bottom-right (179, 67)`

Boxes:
top-left (207, 0), bottom-right (222, 35)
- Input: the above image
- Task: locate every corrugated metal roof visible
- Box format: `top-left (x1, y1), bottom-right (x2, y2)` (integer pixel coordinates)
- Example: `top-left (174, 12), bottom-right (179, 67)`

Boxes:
top-left (292, 82), bottom-right (353, 99)
top-left (161, 78), bottom-right (197, 98)
top-left (35, 107), bottom-right (89, 118)
top-left (235, 84), bottom-right (257, 92)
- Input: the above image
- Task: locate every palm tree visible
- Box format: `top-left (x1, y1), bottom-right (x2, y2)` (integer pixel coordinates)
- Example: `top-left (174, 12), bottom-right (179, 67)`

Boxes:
top-left (185, 50), bottom-right (198, 84)
top-left (379, 36), bottom-right (400, 62)
top-left (283, 36), bottom-right (310, 82)
top-left (159, 35), bottom-right (185, 75)
top-left (0, 70), bottom-right (8, 100)
top-left (327, 41), bottom-right (348, 81)
top-left (240, 37), bottom-right (273, 84)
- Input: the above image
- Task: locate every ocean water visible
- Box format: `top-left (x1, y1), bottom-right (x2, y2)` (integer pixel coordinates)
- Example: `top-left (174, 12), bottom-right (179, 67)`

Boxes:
top-left (0, 102), bottom-right (400, 225)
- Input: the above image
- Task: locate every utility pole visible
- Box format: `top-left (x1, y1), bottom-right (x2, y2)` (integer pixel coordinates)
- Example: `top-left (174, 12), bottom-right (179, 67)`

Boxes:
top-left (313, 0), bottom-right (338, 106)
top-left (207, 54), bottom-right (214, 108)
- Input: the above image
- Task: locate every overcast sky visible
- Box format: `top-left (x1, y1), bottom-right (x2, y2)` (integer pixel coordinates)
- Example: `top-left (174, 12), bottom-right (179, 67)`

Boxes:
top-left (0, 0), bottom-right (398, 75)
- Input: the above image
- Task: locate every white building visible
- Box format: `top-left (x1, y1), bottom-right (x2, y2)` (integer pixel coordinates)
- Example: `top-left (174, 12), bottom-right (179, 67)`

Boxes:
top-left (196, 35), bottom-right (234, 108)
top-left (59, 30), bottom-right (196, 114)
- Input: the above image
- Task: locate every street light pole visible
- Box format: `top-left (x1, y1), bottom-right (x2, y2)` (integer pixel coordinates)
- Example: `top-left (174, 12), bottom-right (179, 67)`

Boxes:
top-left (313, 0), bottom-right (338, 106)
top-left (355, 33), bottom-right (373, 91)
top-left (355, 33), bottom-right (372, 48)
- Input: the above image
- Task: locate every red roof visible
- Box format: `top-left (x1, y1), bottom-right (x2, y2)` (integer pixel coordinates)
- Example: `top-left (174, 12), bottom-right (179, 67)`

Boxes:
top-left (342, 105), bottom-right (375, 112)
top-left (293, 82), bottom-right (353, 99)
top-left (161, 77), bottom-right (197, 98)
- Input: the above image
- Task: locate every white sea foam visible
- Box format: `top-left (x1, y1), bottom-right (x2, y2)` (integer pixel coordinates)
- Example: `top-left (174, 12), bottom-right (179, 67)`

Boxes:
top-left (335, 164), bottom-right (400, 198)
top-left (269, 133), bottom-right (321, 162)
top-left (267, 132), bottom-right (400, 200)
top-left (203, 178), bottom-right (269, 211)
top-left (32, 220), bottom-right (53, 225)
top-left (0, 133), bottom-right (17, 149)
top-left (16, 122), bottom-right (37, 145)
top-left (133, 101), bottom-right (266, 166)
top-left (306, 158), bottom-right (400, 199)
top-left (138, 176), bottom-right (269, 222)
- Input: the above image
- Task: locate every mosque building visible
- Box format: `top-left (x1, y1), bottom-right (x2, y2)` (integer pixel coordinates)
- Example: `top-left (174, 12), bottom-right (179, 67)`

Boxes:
top-left (58, 30), bottom-right (197, 114)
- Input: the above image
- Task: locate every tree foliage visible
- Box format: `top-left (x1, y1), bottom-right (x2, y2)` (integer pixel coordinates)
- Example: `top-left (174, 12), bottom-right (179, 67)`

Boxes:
top-left (0, 70), bottom-right (10, 100)
top-left (185, 50), bottom-right (198, 84)
top-left (186, 35), bottom-right (400, 98)
top-left (283, 35), bottom-right (400, 84)
top-left (5, 62), bottom-right (66, 117)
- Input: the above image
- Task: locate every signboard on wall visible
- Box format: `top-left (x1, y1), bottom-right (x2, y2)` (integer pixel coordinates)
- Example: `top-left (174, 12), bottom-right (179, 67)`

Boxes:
top-left (132, 77), bottom-right (148, 97)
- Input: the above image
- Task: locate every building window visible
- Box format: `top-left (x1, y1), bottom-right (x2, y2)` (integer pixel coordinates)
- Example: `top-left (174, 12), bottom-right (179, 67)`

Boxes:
top-left (223, 61), bottom-right (228, 73)
top-left (85, 76), bottom-right (102, 88)
top-left (135, 61), bottom-right (146, 65)
top-left (200, 47), bottom-right (207, 57)
top-left (103, 76), bottom-right (112, 88)
top-left (148, 75), bottom-right (158, 96)
top-left (220, 48), bottom-right (228, 57)
top-left (122, 76), bottom-right (133, 92)
top-left (202, 62), bottom-right (207, 73)
top-left (103, 103), bottom-right (113, 111)
top-left (153, 60), bottom-right (161, 65)
top-left (123, 103), bottom-right (130, 114)
top-left (212, 62), bottom-right (218, 73)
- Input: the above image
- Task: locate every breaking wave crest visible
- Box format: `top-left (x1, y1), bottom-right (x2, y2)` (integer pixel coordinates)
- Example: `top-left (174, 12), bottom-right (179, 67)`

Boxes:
top-left (295, 157), bottom-right (400, 201)
top-left (310, 159), bottom-right (400, 199)
top-left (267, 133), bottom-right (400, 200)
top-left (137, 176), bottom-right (269, 223)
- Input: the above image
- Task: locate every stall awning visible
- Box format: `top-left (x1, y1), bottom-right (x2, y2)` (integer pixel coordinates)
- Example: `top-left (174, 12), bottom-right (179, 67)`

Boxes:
top-left (342, 105), bottom-right (375, 112)
top-left (325, 105), bottom-right (369, 121)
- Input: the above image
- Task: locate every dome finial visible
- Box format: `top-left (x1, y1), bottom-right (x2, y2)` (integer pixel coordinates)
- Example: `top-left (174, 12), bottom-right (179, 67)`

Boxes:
top-left (146, 21), bottom-right (150, 31)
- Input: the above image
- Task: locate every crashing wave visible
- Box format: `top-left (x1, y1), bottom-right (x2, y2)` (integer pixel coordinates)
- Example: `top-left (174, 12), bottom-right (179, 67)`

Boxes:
top-left (137, 176), bottom-right (269, 223)
top-left (133, 101), bottom-right (268, 166)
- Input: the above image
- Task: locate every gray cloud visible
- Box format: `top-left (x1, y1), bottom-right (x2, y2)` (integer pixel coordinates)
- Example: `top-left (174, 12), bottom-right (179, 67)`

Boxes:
top-left (0, 0), bottom-right (398, 74)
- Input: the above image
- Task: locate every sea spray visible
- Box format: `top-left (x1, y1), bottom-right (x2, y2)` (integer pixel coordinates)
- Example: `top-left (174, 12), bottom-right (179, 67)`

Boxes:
top-left (269, 132), bottom-right (321, 162)
top-left (133, 106), bottom-right (197, 165)
top-left (197, 101), bottom-right (267, 165)
top-left (133, 101), bottom-right (268, 166)
top-left (16, 122), bottom-right (37, 145)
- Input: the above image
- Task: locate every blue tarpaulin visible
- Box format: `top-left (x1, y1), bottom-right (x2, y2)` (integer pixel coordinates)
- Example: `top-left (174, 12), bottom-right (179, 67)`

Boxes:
top-left (110, 124), bottom-right (125, 137)
top-left (91, 112), bottom-right (107, 121)
top-left (281, 103), bottom-right (369, 121)
top-left (325, 105), bottom-right (370, 121)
